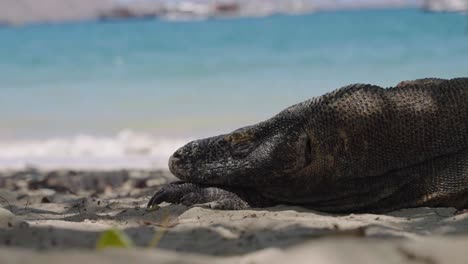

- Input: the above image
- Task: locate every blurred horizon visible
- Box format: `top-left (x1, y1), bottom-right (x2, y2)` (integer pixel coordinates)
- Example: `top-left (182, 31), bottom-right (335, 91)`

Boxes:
top-left (0, 0), bottom-right (441, 26)
top-left (1, 5), bottom-right (468, 169)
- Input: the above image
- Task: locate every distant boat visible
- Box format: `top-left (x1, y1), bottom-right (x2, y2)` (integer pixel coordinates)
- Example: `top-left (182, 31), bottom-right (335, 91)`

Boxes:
top-left (423, 0), bottom-right (468, 12)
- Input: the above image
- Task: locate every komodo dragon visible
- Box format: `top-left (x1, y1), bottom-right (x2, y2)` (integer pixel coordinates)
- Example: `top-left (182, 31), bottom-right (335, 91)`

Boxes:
top-left (148, 78), bottom-right (468, 213)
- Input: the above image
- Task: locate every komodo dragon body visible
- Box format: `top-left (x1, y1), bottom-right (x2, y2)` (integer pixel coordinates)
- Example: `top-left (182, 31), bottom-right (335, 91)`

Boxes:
top-left (148, 78), bottom-right (468, 213)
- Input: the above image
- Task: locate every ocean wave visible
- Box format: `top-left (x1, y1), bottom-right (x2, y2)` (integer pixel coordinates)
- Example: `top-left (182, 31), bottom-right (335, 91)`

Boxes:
top-left (0, 130), bottom-right (192, 170)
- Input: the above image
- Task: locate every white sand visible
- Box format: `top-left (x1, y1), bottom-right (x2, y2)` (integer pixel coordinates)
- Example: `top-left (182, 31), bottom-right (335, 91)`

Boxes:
top-left (1, 169), bottom-right (468, 263)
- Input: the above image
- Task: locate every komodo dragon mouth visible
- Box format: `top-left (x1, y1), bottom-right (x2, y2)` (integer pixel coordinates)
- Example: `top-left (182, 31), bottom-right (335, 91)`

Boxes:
top-left (167, 110), bottom-right (311, 186)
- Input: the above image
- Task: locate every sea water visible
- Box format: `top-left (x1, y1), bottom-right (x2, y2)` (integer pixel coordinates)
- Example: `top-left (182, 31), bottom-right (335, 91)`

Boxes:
top-left (0, 9), bottom-right (467, 169)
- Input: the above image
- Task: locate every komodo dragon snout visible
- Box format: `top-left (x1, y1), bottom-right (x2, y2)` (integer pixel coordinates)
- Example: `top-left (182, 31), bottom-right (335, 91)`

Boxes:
top-left (168, 109), bottom-right (311, 187)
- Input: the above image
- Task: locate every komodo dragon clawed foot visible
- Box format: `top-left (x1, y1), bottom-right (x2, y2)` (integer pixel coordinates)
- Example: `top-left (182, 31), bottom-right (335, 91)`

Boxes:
top-left (147, 182), bottom-right (273, 210)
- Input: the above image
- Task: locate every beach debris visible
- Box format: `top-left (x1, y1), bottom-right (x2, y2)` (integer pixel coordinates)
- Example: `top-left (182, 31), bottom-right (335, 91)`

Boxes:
top-left (40, 197), bottom-right (51, 203)
top-left (96, 229), bottom-right (134, 250)
top-left (147, 212), bottom-right (172, 248)
top-left (0, 191), bottom-right (15, 211)
top-left (140, 217), bottom-right (179, 228)
top-left (0, 207), bottom-right (29, 229)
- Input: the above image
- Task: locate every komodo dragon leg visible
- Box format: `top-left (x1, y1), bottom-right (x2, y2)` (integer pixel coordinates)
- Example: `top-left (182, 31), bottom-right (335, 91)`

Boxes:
top-left (147, 182), bottom-right (273, 210)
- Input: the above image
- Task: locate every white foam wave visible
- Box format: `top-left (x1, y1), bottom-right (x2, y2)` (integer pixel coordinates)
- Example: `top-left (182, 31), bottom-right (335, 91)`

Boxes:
top-left (0, 130), bottom-right (192, 170)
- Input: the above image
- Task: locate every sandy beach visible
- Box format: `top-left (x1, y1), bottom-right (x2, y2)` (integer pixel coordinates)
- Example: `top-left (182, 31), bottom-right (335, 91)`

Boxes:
top-left (0, 168), bottom-right (467, 263)
top-left (2, 1), bottom-right (468, 262)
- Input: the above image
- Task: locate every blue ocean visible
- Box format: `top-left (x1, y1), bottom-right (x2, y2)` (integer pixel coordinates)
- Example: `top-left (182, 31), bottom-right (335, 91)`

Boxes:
top-left (0, 8), bottom-right (467, 169)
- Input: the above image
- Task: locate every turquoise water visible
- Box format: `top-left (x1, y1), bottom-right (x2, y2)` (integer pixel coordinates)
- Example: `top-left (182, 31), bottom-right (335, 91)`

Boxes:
top-left (1, 8), bottom-right (468, 140)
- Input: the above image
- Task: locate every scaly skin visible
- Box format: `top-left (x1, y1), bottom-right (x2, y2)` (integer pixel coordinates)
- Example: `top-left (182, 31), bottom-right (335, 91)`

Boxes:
top-left (148, 78), bottom-right (468, 213)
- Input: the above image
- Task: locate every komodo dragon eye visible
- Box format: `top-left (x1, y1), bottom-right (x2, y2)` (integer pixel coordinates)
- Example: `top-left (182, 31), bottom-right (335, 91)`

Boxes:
top-left (224, 132), bottom-right (255, 158)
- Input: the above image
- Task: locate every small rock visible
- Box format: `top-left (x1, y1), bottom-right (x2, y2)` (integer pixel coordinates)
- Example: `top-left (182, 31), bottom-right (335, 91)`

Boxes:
top-left (41, 197), bottom-right (51, 203)
top-left (0, 207), bottom-right (29, 229)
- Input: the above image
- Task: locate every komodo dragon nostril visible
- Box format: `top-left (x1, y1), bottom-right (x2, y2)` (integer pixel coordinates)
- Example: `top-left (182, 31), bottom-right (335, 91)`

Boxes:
top-left (168, 155), bottom-right (180, 171)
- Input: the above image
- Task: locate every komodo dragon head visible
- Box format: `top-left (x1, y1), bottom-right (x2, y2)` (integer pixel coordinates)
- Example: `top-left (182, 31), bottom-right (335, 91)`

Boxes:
top-left (168, 104), bottom-right (311, 186)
